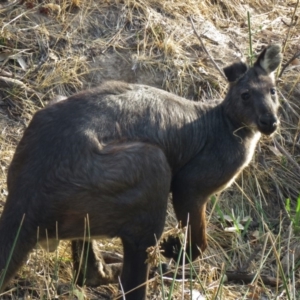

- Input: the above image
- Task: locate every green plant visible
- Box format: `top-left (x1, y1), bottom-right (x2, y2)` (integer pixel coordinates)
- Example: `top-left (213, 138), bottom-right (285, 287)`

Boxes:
top-left (247, 11), bottom-right (254, 66)
top-left (0, 215), bottom-right (25, 291)
top-left (285, 195), bottom-right (300, 235)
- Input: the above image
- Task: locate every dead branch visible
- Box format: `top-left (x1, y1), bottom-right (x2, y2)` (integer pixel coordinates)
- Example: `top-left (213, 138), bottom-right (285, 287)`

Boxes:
top-left (225, 271), bottom-right (281, 287)
top-left (278, 49), bottom-right (300, 78)
top-left (273, 139), bottom-right (300, 173)
top-left (189, 16), bottom-right (227, 81)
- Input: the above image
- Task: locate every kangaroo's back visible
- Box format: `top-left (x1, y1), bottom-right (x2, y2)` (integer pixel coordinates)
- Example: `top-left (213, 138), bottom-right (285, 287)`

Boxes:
top-left (9, 80), bottom-right (206, 184)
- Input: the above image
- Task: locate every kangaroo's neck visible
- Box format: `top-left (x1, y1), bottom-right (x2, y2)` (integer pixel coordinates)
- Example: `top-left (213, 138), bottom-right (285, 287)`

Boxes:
top-left (159, 101), bottom-right (221, 172)
top-left (216, 104), bottom-right (262, 172)
top-left (167, 101), bottom-right (261, 174)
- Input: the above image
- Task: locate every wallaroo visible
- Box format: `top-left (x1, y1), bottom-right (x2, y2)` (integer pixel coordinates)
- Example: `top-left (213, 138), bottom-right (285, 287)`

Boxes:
top-left (0, 44), bottom-right (282, 299)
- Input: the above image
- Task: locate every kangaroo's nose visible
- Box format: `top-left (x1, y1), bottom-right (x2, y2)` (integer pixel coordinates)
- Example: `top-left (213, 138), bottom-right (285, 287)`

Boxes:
top-left (258, 114), bottom-right (278, 134)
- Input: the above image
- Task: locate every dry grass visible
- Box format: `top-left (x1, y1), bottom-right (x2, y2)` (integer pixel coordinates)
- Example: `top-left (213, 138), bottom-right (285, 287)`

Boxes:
top-left (0, 0), bottom-right (300, 299)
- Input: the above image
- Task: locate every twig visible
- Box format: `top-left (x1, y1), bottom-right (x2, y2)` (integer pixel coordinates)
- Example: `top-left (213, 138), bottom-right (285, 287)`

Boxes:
top-left (0, 0), bottom-right (19, 10)
top-left (30, 35), bottom-right (50, 76)
top-left (0, 76), bottom-right (43, 98)
top-left (238, 246), bottom-right (262, 272)
top-left (278, 50), bottom-right (300, 78)
top-left (189, 16), bottom-right (227, 81)
top-left (0, 76), bottom-right (44, 108)
top-left (282, 0), bottom-right (299, 53)
top-left (225, 271), bottom-right (281, 287)
top-left (0, 76), bottom-right (35, 93)
top-left (273, 139), bottom-right (300, 173)
top-left (278, 89), bottom-right (300, 118)
top-left (277, 0), bottom-right (299, 76)
top-left (158, 267), bottom-right (282, 287)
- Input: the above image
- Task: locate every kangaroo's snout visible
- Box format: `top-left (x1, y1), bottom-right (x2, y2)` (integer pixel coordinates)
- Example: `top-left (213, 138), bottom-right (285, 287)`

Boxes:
top-left (258, 114), bottom-right (278, 135)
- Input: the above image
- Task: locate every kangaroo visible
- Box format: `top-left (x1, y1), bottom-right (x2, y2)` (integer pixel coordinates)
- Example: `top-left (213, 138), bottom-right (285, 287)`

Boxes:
top-left (0, 44), bottom-right (282, 300)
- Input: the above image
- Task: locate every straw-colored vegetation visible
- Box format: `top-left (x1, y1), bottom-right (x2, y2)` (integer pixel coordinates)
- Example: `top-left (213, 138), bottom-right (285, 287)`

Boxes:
top-left (0, 0), bottom-right (299, 299)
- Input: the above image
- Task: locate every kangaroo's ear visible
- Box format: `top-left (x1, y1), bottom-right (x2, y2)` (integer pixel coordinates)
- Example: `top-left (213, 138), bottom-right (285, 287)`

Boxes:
top-left (254, 44), bottom-right (282, 74)
top-left (223, 62), bottom-right (248, 83)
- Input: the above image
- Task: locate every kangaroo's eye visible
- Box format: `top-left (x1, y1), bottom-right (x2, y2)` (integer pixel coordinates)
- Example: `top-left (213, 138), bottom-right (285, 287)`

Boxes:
top-left (270, 88), bottom-right (276, 95)
top-left (241, 92), bottom-right (250, 101)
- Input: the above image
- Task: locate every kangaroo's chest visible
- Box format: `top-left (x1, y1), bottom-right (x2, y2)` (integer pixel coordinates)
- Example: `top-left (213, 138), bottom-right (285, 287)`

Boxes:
top-left (214, 132), bottom-right (261, 193)
top-left (241, 132), bottom-right (261, 169)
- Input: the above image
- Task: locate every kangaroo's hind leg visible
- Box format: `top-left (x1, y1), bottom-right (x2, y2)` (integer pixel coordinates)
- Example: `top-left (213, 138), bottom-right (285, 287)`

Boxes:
top-left (69, 142), bottom-right (171, 300)
top-left (111, 143), bottom-right (171, 300)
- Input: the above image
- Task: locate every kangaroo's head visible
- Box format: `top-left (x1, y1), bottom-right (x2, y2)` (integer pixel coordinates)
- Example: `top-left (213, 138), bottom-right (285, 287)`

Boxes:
top-left (223, 44), bottom-right (282, 135)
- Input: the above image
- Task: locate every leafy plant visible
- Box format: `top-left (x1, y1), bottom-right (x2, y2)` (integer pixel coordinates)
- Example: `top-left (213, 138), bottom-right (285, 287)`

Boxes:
top-left (285, 195), bottom-right (300, 235)
top-left (0, 215), bottom-right (25, 291)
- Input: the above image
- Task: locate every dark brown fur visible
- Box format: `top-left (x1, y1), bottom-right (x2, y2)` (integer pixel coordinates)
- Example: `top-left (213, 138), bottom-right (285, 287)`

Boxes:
top-left (0, 45), bottom-right (282, 299)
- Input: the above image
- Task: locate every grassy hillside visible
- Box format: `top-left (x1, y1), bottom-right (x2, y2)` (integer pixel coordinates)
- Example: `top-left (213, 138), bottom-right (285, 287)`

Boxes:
top-left (0, 0), bottom-right (299, 299)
